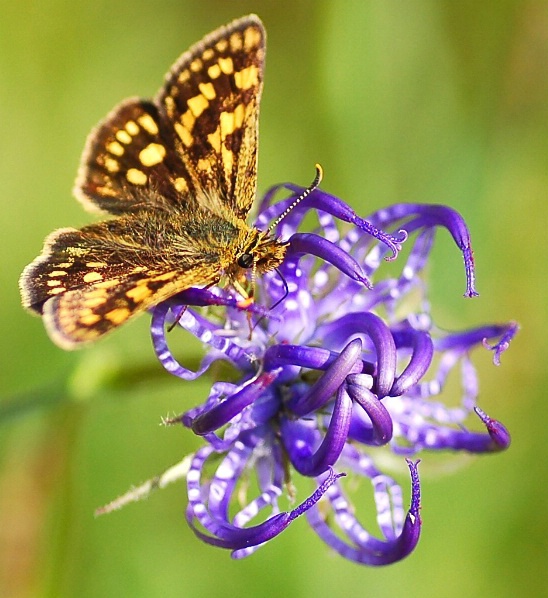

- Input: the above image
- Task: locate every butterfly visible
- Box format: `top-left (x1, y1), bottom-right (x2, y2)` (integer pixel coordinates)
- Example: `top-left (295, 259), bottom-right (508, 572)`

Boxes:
top-left (19, 14), bottom-right (291, 349)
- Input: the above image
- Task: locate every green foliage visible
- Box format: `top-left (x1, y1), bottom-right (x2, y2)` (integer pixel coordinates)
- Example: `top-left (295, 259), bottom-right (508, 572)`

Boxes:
top-left (1, 1), bottom-right (546, 597)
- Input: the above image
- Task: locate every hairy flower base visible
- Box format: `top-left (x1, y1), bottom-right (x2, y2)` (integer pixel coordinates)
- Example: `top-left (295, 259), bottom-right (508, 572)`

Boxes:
top-left (149, 186), bottom-right (515, 565)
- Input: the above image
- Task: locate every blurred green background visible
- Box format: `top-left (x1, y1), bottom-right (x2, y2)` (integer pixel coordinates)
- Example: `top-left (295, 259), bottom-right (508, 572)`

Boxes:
top-left (1, 1), bottom-right (546, 597)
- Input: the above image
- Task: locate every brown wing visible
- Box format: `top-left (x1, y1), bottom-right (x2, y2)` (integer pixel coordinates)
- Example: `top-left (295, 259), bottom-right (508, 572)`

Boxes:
top-left (40, 266), bottom-right (216, 349)
top-left (19, 214), bottom-right (225, 348)
top-left (75, 15), bottom-right (265, 220)
top-left (157, 14), bottom-right (265, 220)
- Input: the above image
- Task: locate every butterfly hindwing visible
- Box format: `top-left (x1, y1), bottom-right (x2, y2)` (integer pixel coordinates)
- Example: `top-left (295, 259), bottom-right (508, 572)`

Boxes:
top-left (20, 218), bottom-right (223, 348)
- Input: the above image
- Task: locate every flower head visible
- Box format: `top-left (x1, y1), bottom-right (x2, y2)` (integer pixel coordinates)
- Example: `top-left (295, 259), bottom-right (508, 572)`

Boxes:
top-left (150, 184), bottom-right (515, 564)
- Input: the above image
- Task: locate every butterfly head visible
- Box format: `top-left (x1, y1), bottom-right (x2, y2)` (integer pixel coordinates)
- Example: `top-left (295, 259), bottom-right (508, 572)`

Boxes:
top-left (230, 227), bottom-right (287, 279)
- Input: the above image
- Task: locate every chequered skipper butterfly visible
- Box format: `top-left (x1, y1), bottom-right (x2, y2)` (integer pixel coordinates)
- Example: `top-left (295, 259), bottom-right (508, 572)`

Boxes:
top-left (20, 15), bottom-right (290, 349)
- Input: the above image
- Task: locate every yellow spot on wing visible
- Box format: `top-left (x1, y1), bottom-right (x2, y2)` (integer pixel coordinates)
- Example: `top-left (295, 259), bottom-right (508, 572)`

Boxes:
top-left (215, 39), bottom-right (228, 52)
top-left (49, 271), bottom-right (67, 277)
top-left (104, 157), bottom-right (120, 173)
top-left (83, 296), bottom-right (107, 308)
top-left (181, 110), bottom-right (195, 130)
top-left (139, 143), bottom-right (166, 167)
top-left (49, 287), bottom-right (66, 295)
top-left (107, 141), bottom-right (125, 156)
top-left (202, 48), bottom-right (214, 61)
top-left (230, 32), bottom-right (242, 51)
top-left (80, 313), bottom-right (101, 326)
top-left (244, 26), bottom-right (262, 51)
top-left (137, 114), bottom-right (159, 135)
top-left (164, 96), bottom-right (176, 117)
top-left (83, 272), bottom-right (103, 283)
top-left (220, 111), bottom-right (237, 137)
top-left (174, 177), bottom-right (189, 192)
top-left (190, 58), bottom-right (202, 72)
top-left (126, 168), bottom-right (148, 185)
top-left (218, 57), bottom-right (233, 75)
top-left (197, 157), bottom-right (213, 172)
top-left (85, 262), bottom-right (107, 268)
top-left (125, 120), bottom-right (140, 135)
top-left (234, 65), bottom-right (259, 90)
top-left (207, 63), bottom-right (221, 79)
top-left (115, 130), bottom-right (132, 144)
top-left (222, 146), bottom-right (234, 179)
top-left (175, 122), bottom-right (193, 147)
top-left (47, 280), bottom-right (62, 287)
top-left (198, 82), bottom-right (216, 100)
top-left (97, 185), bottom-right (118, 197)
top-left (105, 307), bottom-right (131, 325)
top-left (234, 103), bottom-right (245, 128)
top-left (178, 69), bottom-right (190, 83)
top-left (207, 127), bottom-right (221, 153)
top-left (126, 285), bottom-right (152, 303)
top-left (187, 94), bottom-right (209, 118)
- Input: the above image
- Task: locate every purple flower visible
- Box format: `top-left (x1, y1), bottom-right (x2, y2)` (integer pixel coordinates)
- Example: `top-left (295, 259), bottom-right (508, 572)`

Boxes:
top-left (151, 184), bottom-right (516, 564)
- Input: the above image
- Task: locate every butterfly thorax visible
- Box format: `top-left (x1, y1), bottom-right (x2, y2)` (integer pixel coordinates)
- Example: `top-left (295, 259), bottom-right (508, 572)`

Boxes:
top-left (112, 206), bottom-right (288, 281)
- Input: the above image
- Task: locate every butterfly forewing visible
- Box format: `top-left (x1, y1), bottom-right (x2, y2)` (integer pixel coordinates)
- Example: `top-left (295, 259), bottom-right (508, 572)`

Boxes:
top-left (157, 16), bottom-right (264, 220)
top-left (75, 15), bottom-right (264, 220)
top-left (74, 100), bottom-right (198, 214)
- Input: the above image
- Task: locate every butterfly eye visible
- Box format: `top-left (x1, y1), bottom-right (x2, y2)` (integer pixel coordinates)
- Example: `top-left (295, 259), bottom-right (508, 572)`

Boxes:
top-left (237, 253), bottom-right (254, 269)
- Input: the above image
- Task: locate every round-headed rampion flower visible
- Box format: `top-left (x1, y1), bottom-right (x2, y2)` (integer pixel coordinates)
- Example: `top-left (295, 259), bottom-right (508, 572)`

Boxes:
top-left (150, 184), bottom-right (516, 565)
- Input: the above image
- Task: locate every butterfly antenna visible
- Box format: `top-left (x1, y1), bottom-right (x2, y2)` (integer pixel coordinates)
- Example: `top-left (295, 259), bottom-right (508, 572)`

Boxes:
top-left (267, 163), bottom-right (323, 233)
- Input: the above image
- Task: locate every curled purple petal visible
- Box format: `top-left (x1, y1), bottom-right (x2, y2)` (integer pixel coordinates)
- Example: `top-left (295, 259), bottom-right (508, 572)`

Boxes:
top-left (362, 202), bottom-right (478, 297)
top-left (150, 303), bottom-right (211, 380)
top-left (390, 330), bottom-right (434, 396)
top-left (296, 189), bottom-right (408, 260)
top-left (189, 370), bottom-right (281, 435)
top-left (258, 185), bottom-right (407, 261)
top-left (282, 386), bottom-right (353, 476)
top-left (346, 374), bottom-right (393, 445)
top-left (264, 344), bottom-right (335, 371)
top-left (407, 204), bottom-right (478, 297)
top-left (319, 313), bottom-right (397, 398)
top-left (435, 323), bottom-right (518, 355)
top-left (288, 338), bottom-right (363, 416)
top-left (151, 302), bottom-right (253, 379)
top-left (287, 232), bottom-right (372, 288)
top-left (306, 458), bottom-right (421, 565)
